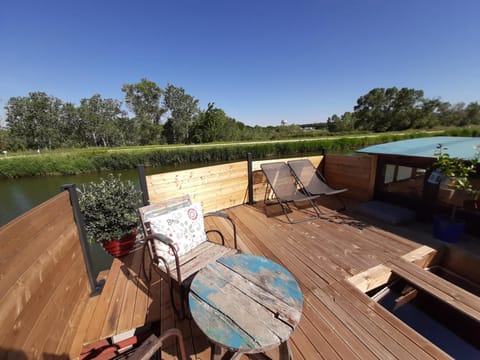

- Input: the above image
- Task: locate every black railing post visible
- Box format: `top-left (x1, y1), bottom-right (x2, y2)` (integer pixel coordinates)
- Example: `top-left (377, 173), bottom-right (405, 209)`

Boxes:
top-left (247, 153), bottom-right (254, 205)
top-left (138, 164), bottom-right (150, 206)
top-left (320, 147), bottom-right (327, 177)
top-left (61, 184), bottom-right (104, 296)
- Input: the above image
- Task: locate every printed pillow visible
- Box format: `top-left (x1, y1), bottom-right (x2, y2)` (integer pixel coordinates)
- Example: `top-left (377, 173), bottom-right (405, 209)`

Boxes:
top-left (148, 202), bottom-right (207, 264)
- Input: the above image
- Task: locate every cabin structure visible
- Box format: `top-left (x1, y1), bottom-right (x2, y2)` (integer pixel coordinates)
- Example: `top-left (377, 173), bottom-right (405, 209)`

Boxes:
top-left (1, 149), bottom-right (479, 359)
top-left (357, 136), bottom-right (480, 235)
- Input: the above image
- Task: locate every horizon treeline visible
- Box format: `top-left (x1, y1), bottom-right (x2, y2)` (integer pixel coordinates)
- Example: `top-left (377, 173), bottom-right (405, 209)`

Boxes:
top-left (1, 79), bottom-right (479, 151)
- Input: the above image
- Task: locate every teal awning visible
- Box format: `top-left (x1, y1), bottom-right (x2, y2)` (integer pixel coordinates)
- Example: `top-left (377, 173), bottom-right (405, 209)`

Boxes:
top-left (357, 136), bottom-right (480, 160)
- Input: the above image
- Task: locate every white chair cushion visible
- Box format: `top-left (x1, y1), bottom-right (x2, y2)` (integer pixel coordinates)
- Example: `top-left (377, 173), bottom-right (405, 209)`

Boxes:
top-left (148, 202), bottom-right (207, 264)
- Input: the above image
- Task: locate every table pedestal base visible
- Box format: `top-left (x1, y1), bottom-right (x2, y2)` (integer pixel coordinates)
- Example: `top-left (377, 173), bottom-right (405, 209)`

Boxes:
top-left (210, 341), bottom-right (292, 360)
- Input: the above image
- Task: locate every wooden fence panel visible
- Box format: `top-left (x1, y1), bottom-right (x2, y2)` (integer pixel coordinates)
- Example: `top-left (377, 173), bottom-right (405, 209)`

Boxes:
top-left (144, 154), bottom-right (375, 211)
top-left (324, 155), bottom-right (375, 202)
top-left (147, 161), bottom-right (249, 213)
top-left (0, 191), bottom-right (90, 359)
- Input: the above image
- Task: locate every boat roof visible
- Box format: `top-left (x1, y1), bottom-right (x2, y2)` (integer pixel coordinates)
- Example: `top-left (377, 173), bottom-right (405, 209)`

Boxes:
top-left (357, 136), bottom-right (480, 160)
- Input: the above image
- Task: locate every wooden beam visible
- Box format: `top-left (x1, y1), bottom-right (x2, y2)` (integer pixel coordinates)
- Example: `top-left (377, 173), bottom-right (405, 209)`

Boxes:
top-left (387, 257), bottom-right (480, 322)
top-left (347, 264), bottom-right (393, 293)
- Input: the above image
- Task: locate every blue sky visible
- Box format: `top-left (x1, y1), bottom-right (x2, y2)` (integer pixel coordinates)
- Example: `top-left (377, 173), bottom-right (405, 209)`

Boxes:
top-left (1, 0), bottom-right (479, 126)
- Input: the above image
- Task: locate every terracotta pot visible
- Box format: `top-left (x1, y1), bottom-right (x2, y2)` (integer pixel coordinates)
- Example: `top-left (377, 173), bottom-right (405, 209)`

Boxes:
top-left (101, 228), bottom-right (138, 257)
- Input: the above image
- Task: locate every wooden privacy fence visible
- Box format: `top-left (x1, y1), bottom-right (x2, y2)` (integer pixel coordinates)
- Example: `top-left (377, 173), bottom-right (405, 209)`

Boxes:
top-left (142, 160), bottom-right (250, 212)
top-left (0, 188), bottom-right (96, 359)
top-left (140, 154), bottom-right (376, 211)
top-left (324, 154), bottom-right (377, 202)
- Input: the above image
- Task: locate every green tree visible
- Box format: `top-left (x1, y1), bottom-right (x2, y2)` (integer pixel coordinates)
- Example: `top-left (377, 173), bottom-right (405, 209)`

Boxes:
top-left (222, 116), bottom-right (243, 141)
top-left (5, 92), bottom-right (63, 150)
top-left (60, 102), bottom-right (83, 147)
top-left (78, 94), bottom-right (127, 147)
top-left (465, 102), bottom-right (480, 125)
top-left (437, 102), bottom-right (466, 127)
top-left (353, 87), bottom-right (425, 132)
top-left (418, 98), bottom-right (443, 128)
top-left (327, 112), bottom-right (355, 132)
top-left (0, 127), bottom-right (9, 150)
top-left (192, 103), bottom-right (230, 143)
top-left (326, 114), bottom-right (341, 132)
top-left (162, 84), bottom-right (199, 144)
top-left (122, 78), bottom-right (164, 125)
top-left (122, 78), bottom-right (165, 145)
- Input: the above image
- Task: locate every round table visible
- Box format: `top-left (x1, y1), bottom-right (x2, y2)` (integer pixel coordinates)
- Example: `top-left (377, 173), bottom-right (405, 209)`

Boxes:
top-left (188, 254), bottom-right (303, 359)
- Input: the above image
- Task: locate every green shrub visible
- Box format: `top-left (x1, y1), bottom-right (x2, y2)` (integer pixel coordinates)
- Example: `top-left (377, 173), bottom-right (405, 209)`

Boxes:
top-left (78, 174), bottom-right (142, 244)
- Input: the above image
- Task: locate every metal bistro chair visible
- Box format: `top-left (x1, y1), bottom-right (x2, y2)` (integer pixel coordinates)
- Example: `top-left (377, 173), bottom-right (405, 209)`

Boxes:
top-left (139, 195), bottom-right (238, 319)
top-left (124, 328), bottom-right (187, 360)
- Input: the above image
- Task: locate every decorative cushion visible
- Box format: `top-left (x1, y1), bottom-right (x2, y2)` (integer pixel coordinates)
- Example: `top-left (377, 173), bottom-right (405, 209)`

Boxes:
top-left (147, 202), bottom-right (207, 264)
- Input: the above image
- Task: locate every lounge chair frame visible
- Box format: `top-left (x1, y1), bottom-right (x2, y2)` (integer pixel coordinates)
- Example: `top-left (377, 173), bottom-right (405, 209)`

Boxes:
top-left (261, 162), bottom-right (322, 223)
top-left (287, 159), bottom-right (347, 211)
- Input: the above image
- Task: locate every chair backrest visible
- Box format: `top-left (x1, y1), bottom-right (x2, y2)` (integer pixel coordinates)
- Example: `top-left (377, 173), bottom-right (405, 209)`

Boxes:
top-left (288, 159), bottom-right (333, 194)
top-left (140, 196), bottom-right (207, 264)
top-left (261, 162), bottom-right (300, 199)
top-left (139, 195), bottom-right (192, 224)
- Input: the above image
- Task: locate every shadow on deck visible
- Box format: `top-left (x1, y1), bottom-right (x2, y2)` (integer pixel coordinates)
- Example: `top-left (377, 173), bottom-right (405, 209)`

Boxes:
top-left (84, 201), bottom-right (480, 359)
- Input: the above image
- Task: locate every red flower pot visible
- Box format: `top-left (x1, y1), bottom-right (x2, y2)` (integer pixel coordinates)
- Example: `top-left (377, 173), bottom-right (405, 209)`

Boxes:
top-left (101, 228), bottom-right (138, 257)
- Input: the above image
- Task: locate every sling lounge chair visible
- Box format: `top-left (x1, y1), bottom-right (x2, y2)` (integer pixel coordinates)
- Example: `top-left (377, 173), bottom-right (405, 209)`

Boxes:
top-left (287, 159), bottom-right (348, 210)
top-left (139, 195), bottom-right (238, 319)
top-left (261, 162), bottom-right (322, 223)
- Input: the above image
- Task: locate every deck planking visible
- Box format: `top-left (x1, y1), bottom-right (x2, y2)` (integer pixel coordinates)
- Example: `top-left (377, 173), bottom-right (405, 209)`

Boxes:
top-left (81, 203), bottom-right (461, 359)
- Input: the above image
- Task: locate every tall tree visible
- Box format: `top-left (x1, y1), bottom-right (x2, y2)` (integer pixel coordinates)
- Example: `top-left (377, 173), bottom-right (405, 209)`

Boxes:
top-left (0, 127), bottom-right (9, 150)
top-left (162, 84), bottom-right (199, 144)
top-left (78, 94), bottom-right (127, 147)
top-left (465, 102), bottom-right (480, 125)
top-left (353, 87), bottom-right (425, 132)
top-left (60, 102), bottom-right (83, 146)
top-left (122, 78), bottom-right (164, 144)
top-left (192, 103), bottom-right (227, 142)
top-left (122, 78), bottom-right (164, 125)
top-left (5, 92), bottom-right (63, 150)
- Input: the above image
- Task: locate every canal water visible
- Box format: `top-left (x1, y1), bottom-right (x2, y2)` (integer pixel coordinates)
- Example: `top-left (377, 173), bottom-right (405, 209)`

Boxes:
top-left (1, 169), bottom-right (141, 227)
top-left (0, 164), bottom-right (205, 275)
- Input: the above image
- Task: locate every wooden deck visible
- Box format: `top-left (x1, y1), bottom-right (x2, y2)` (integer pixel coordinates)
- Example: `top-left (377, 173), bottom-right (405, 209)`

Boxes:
top-left (78, 201), bottom-right (480, 359)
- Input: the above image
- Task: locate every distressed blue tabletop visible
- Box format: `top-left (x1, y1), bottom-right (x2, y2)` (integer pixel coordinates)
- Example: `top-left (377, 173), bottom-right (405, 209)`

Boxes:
top-left (188, 253), bottom-right (303, 354)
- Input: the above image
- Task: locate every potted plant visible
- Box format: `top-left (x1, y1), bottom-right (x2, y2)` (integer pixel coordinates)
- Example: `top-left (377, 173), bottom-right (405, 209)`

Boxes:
top-left (431, 144), bottom-right (479, 242)
top-left (78, 174), bottom-right (142, 257)
top-left (461, 146), bottom-right (480, 210)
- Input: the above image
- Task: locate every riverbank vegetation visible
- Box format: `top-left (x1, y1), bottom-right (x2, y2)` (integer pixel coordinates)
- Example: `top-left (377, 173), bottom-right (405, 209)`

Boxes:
top-left (1, 78), bottom-right (479, 152)
top-left (2, 129), bottom-right (479, 178)
top-left (1, 78), bottom-right (479, 177)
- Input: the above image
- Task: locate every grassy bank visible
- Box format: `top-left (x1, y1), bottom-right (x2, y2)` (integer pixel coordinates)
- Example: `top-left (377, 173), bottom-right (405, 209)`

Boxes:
top-left (0, 130), bottom-right (458, 178)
